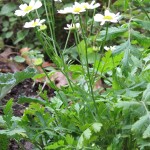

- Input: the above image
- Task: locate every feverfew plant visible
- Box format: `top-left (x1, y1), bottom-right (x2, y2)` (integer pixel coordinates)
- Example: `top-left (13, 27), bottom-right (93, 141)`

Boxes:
top-left (1, 0), bottom-right (150, 149)
top-left (15, 0), bottom-right (42, 16)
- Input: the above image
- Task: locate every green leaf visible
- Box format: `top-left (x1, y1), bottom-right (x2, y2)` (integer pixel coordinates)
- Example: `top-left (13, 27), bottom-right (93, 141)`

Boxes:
top-left (92, 123), bottom-right (102, 133)
top-left (0, 3), bottom-right (17, 15)
top-left (0, 116), bottom-right (5, 125)
top-left (14, 30), bottom-right (29, 44)
top-left (3, 99), bottom-right (13, 127)
top-left (5, 31), bottom-right (13, 38)
top-left (97, 27), bottom-right (127, 42)
top-left (0, 67), bottom-right (36, 100)
top-left (65, 134), bottom-right (74, 145)
top-left (94, 50), bottom-right (123, 73)
top-left (14, 67), bottom-right (37, 84)
top-left (14, 56), bottom-right (25, 63)
top-left (83, 128), bottom-right (92, 140)
top-left (77, 135), bottom-right (84, 149)
top-left (18, 96), bottom-right (46, 105)
top-left (116, 101), bottom-right (140, 110)
top-left (0, 128), bottom-right (26, 136)
top-left (132, 115), bottom-right (149, 132)
top-left (134, 19), bottom-right (150, 31)
top-left (131, 30), bottom-right (150, 48)
top-left (143, 125), bottom-right (150, 138)
top-left (142, 83), bottom-right (150, 102)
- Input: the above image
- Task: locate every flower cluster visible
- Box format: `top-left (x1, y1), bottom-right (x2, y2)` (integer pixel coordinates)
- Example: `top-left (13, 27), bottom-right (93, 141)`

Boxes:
top-left (94, 10), bottom-right (121, 25)
top-left (15, 0), bottom-right (42, 16)
top-left (54, 0), bottom-right (62, 2)
top-left (15, 0), bottom-right (46, 29)
top-left (58, 1), bottom-right (100, 14)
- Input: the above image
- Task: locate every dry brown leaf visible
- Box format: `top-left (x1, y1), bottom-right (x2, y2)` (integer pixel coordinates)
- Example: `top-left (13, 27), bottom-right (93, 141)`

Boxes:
top-left (50, 72), bottom-right (68, 88)
top-left (0, 48), bottom-right (25, 72)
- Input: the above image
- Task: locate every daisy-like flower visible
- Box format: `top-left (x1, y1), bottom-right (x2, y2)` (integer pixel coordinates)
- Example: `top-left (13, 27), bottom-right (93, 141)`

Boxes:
top-left (54, 0), bottom-right (62, 2)
top-left (104, 46), bottom-right (116, 51)
top-left (58, 2), bottom-right (86, 14)
top-left (81, 0), bottom-right (100, 10)
top-left (71, 2), bottom-right (86, 14)
top-left (58, 7), bottom-right (72, 14)
top-left (24, 19), bottom-right (45, 28)
top-left (15, 0), bottom-right (42, 17)
top-left (94, 10), bottom-right (121, 25)
top-left (64, 23), bottom-right (80, 30)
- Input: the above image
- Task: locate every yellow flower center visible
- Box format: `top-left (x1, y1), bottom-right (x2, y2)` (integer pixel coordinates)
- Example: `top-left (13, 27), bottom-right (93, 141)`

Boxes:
top-left (24, 6), bottom-right (33, 12)
top-left (104, 16), bottom-right (113, 20)
top-left (82, 4), bottom-right (88, 9)
top-left (32, 22), bottom-right (38, 27)
top-left (73, 7), bottom-right (82, 13)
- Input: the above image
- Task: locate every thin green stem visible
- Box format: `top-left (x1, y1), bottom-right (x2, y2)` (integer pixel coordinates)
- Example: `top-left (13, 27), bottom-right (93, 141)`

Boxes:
top-left (43, 0), bottom-right (58, 55)
top-left (79, 14), bottom-right (98, 115)
top-left (92, 23), bottom-right (109, 85)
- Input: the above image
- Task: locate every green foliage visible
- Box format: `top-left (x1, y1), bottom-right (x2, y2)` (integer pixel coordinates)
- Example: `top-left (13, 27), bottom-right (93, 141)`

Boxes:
top-left (0, 67), bottom-right (37, 100)
top-left (0, 134), bottom-right (9, 150)
top-left (1, 0), bottom-right (150, 149)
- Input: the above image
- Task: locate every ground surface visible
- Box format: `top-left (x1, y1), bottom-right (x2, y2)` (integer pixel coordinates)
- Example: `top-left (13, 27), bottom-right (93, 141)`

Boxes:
top-left (1, 77), bottom-right (54, 149)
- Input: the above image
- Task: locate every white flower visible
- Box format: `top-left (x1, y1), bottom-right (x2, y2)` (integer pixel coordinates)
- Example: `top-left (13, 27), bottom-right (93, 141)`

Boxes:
top-left (71, 2), bottom-right (86, 14)
top-left (58, 2), bottom-right (86, 14)
top-left (104, 46), bottom-right (116, 51)
top-left (24, 19), bottom-right (45, 28)
top-left (64, 23), bottom-right (80, 30)
top-left (81, 0), bottom-right (100, 10)
top-left (54, 0), bottom-right (62, 2)
top-left (15, 0), bottom-right (42, 16)
top-left (58, 7), bottom-right (72, 14)
top-left (94, 10), bottom-right (121, 25)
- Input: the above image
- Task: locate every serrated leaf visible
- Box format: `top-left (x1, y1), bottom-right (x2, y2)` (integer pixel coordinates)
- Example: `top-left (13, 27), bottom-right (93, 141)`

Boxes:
top-left (77, 134), bottom-right (84, 149)
top-left (92, 123), bottom-right (102, 133)
top-left (134, 19), bottom-right (150, 31)
top-left (66, 134), bottom-right (74, 145)
top-left (0, 116), bottom-right (5, 125)
top-left (143, 125), bottom-right (150, 138)
top-left (131, 30), bottom-right (150, 48)
top-left (83, 128), bottom-right (92, 140)
top-left (3, 99), bottom-right (13, 127)
top-left (18, 96), bottom-right (46, 105)
top-left (142, 83), bottom-right (150, 102)
top-left (116, 101), bottom-right (140, 110)
top-left (132, 115), bottom-right (149, 132)
top-left (14, 67), bottom-right (37, 84)
top-left (97, 27), bottom-right (127, 42)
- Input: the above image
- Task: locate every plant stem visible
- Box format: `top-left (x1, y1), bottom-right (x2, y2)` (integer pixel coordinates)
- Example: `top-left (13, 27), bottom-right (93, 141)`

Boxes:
top-left (79, 14), bottom-right (98, 115)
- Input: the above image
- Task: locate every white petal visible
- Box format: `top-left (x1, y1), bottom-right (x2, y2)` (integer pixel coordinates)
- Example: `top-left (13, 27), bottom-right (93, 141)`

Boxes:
top-left (24, 22), bottom-right (32, 28)
top-left (93, 3), bottom-right (100, 8)
top-left (91, 0), bottom-right (95, 5)
top-left (33, 1), bottom-right (42, 9)
top-left (29, 0), bottom-right (35, 7)
top-left (19, 4), bottom-right (28, 10)
top-left (105, 10), bottom-right (111, 16)
top-left (94, 14), bottom-right (103, 22)
top-left (15, 10), bottom-right (26, 16)
top-left (100, 21), bottom-right (105, 25)
top-left (39, 19), bottom-right (45, 24)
